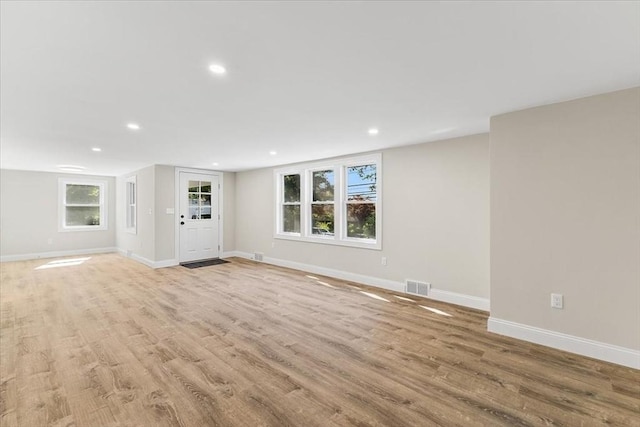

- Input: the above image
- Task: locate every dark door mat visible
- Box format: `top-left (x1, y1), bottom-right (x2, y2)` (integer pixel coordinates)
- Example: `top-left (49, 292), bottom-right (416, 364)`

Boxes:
top-left (181, 258), bottom-right (230, 269)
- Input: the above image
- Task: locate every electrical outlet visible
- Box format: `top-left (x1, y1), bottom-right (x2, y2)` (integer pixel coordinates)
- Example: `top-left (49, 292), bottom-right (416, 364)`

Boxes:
top-left (551, 293), bottom-right (564, 309)
top-left (381, 257), bottom-right (387, 266)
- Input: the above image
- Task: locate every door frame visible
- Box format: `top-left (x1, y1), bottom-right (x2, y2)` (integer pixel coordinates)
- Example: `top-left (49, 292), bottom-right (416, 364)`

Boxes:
top-left (174, 167), bottom-right (224, 263)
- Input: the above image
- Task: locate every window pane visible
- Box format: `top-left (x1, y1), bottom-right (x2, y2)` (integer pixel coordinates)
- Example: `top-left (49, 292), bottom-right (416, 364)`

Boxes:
top-left (189, 193), bottom-right (199, 206)
top-left (283, 174), bottom-right (300, 203)
top-left (347, 164), bottom-right (377, 202)
top-left (66, 206), bottom-right (100, 226)
top-left (201, 182), bottom-right (212, 193)
top-left (346, 204), bottom-right (375, 239)
top-left (188, 181), bottom-right (199, 192)
top-left (312, 170), bottom-right (334, 202)
top-left (201, 194), bottom-right (211, 206)
top-left (66, 184), bottom-right (100, 204)
top-left (282, 205), bottom-right (300, 233)
top-left (311, 204), bottom-right (334, 235)
top-left (189, 207), bottom-right (199, 219)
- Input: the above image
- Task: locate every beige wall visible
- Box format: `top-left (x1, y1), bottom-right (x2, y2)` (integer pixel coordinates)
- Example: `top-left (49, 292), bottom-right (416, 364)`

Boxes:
top-left (154, 165), bottom-right (176, 261)
top-left (235, 134), bottom-right (490, 298)
top-left (0, 169), bottom-right (116, 258)
top-left (490, 87), bottom-right (640, 350)
top-left (116, 166), bottom-right (235, 263)
top-left (223, 172), bottom-right (236, 252)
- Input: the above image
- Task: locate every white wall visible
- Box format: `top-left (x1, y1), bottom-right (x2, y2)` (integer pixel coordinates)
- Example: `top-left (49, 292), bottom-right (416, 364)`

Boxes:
top-left (0, 169), bottom-right (116, 260)
top-left (490, 88), bottom-right (640, 357)
top-left (235, 134), bottom-right (490, 302)
top-left (116, 165), bottom-right (155, 263)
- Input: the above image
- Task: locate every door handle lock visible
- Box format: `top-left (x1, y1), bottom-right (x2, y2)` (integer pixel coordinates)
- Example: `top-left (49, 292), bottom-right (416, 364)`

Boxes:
top-left (180, 214), bottom-right (184, 218)
top-left (180, 221), bottom-right (185, 225)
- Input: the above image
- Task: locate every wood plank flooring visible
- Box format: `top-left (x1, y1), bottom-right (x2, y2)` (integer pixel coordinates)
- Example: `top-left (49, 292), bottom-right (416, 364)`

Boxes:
top-left (0, 253), bottom-right (638, 426)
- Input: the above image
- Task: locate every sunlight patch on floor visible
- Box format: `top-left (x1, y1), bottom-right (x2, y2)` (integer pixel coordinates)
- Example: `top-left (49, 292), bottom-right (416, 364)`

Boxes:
top-left (35, 257), bottom-right (91, 270)
top-left (394, 295), bottom-right (415, 302)
top-left (360, 291), bottom-right (390, 302)
top-left (420, 305), bottom-right (452, 317)
top-left (316, 281), bottom-right (336, 288)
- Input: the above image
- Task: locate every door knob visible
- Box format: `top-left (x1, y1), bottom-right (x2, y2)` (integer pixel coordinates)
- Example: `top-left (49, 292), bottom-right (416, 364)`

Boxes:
top-left (180, 214), bottom-right (184, 218)
top-left (180, 221), bottom-right (185, 225)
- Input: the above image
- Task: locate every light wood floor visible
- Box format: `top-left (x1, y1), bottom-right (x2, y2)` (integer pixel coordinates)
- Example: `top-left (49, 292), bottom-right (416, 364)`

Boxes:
top-left (0, 254), bottom-right (638, 426)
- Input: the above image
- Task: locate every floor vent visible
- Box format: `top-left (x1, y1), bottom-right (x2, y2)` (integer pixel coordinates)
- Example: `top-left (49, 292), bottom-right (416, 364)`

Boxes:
top-left (406, 280), bottom-right (430, 297)
top-left (254, 252), bottom-right (264, 262)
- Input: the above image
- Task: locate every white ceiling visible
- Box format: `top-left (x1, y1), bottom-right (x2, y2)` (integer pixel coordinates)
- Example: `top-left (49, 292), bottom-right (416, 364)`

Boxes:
top-left (1, 1), bottom-right (639, 176)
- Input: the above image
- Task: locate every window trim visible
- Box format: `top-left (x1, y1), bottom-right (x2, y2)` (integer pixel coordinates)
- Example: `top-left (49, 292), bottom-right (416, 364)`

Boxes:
top-left (125, 175), bottom-right (137, 234)
top-left (58, 178), bottom-right (108, 232)
top-left (274, 153), bottom-right (382, 250)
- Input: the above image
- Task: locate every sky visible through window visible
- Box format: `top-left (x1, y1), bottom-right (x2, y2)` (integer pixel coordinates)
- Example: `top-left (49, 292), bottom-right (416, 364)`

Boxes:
top-left (347, 165), bottom-right (376, 201)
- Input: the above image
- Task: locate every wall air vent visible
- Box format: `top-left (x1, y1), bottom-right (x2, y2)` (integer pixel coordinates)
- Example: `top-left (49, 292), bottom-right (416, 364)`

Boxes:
top-left (406, 280), bottom-right (430, 297)
top-left (254, 252), bottom-right (264, 262)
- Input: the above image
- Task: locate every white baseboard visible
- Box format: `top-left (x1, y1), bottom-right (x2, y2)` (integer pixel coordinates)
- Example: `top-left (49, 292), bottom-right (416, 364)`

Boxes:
top-left (221, 250), bottom-right (243, 259)
top-left (116, 248), bottom-right (178, 269)
top-left (228, 251), bottom-right (489, 311)
top-left (153, 259), bottom-right (179, 268)
top-left (488, 317), bottom-right (640, 369)
top-left (0, 247), bottom-right (118, 263)
top-left (430, 289), bottom-right (490, 311)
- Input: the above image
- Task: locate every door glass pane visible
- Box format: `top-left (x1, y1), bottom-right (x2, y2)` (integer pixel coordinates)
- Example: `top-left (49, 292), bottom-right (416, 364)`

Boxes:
top-left (188, 181), bottom-right (199, 192)
top-left (201, 194), bottom-right (211, 206)
top-left (189, 207), bottom-right (199, 219)
top-left (311, 204), bottom-right (334, 235)
top-left (201, 182), bottom-right (212, 193)
top-left (201, 207), bottom-right (212, 219)
top-left (346, 204), bottom-right (376, 239)
top-left (283, 174), bottom-right (300, 203)
top-left (312, 170), bottom-right (334, 202)
top-left (347, 164), bottom-right (377, 202)
top-left (282, 205), bottom-right (300, 233)
top-left (189, 193), bottom-right (199, 206)
top-left (66, 184), bottom-right (100, 204)
top-left (66, 206), bottom-right (100, 226)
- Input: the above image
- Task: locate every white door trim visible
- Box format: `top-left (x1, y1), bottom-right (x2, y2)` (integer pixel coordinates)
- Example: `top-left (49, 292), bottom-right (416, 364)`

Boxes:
top-left (174, 167), bottom-right (224, 263)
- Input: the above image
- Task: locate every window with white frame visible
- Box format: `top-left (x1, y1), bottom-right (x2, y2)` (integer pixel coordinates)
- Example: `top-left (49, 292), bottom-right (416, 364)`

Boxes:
top-left (275, 154), bottom-right (381, 249)
top-left (125, 175), bottom-right (137, 234)
top-left (281, 174), bottom-right (301, 233)
top-left (59, 178), bottom-right (107, 231)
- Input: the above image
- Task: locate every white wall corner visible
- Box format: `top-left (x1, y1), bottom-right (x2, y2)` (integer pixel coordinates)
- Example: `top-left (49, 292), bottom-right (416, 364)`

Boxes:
top-left (1, 247), bottom-right (118, 263)
top-left (488, 317), bottom-right (640, 370)
top-left (117, 248), bottom-right (177, 269)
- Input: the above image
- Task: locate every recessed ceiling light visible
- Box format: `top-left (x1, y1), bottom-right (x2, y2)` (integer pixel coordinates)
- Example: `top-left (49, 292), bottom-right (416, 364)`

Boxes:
top-left (269, 150), bottom-right (277, 156)
top-left (57, 165), bottom-right (86, 173)
top-left (127, 123), bottom-right (141, 130)
top-left (209, 64), bottom-right (227, 75)
top-left (92, 147), bottom-right (102, 152)
top-left (368, 128), bottom-right (379, 135)
top-left (212, 162), bottom-right (219, 166)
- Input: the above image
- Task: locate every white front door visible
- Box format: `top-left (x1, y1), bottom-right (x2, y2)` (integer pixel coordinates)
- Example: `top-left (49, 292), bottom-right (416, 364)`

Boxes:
top-left (179, 172), bottom-right (220, 263)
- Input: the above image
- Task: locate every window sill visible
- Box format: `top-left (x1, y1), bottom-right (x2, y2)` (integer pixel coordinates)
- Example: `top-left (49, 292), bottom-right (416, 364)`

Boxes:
top-left (274, 233), bottom-right (381, 250)
top-left (59, 226), bottom-right (108, 232)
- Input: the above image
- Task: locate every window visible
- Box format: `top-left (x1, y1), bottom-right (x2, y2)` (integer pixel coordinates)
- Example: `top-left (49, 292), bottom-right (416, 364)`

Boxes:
top-left (281, 174), bottom-right (301, 233)
top-left (188, 180), bottom-right (212, 219)
top-left (311, 170), bottom-right (335, 236)
top-left (346, 164), bottom-right (377, 240)
top-left (59, 178), bottom-right (107, 231)
top-left (275, 153), bottom-right (381, 249)
top-left (125, 176), bottom-right (136, 234)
